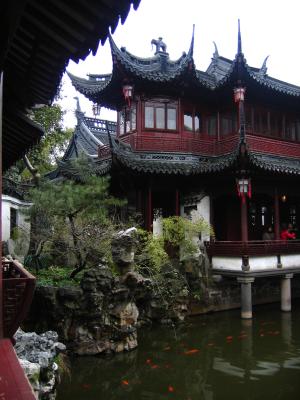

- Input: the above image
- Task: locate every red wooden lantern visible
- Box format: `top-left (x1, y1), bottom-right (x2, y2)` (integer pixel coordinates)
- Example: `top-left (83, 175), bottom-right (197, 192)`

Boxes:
top-left (122, 84), bottom-right (133, 107)
top-left (234, 87), bottom-right (246, 102)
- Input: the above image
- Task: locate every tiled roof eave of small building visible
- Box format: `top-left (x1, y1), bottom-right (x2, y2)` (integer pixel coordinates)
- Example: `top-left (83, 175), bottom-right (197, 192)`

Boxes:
top-left (90, 137), bottom-right (300, 177)
top-left (67, 71), bottom-right (113, 96)
top-left (107, 139), bottom-right (240, 175)
top-left (249, 152), bottom-right (300, 175)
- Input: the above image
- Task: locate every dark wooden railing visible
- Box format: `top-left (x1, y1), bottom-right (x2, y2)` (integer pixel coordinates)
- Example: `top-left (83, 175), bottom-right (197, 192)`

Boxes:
top-left (2, 259), bottom-right (36, 339)
top-left (205, 240), bottom-right (300, 257)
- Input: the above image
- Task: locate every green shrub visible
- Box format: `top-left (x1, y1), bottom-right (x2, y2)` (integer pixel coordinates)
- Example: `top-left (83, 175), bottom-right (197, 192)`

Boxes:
top-left (32, 266), bottom-right (83, 287)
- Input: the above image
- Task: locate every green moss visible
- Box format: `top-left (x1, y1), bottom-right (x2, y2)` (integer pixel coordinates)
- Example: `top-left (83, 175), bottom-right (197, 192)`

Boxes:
top-left (53, 354), bottom-right (71, 380)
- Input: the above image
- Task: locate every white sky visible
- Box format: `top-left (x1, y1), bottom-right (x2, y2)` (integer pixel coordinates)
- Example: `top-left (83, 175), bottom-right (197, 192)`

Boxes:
top-left (59, 0), bottom-right (300, 128)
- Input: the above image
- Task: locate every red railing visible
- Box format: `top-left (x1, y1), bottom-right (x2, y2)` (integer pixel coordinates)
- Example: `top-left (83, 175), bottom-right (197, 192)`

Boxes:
top-left (121, 133), bottom-right (239, 155)
top-left (2, 259), bottom-right (36, 339)
top-left (205, 240), bottom-right (300, 257)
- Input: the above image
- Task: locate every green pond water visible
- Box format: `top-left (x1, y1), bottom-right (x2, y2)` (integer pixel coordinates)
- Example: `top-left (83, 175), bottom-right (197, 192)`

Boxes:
top-left (57, 302), bottom-right (300, 400)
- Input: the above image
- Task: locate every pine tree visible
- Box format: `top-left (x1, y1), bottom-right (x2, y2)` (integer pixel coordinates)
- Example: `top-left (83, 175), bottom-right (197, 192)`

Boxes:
top-left (27, 157), bottom-right (125, 278)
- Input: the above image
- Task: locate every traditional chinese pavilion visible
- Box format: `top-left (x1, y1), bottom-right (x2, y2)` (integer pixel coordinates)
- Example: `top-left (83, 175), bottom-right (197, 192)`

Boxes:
top-left (67, 24), bottom-right (300, 318)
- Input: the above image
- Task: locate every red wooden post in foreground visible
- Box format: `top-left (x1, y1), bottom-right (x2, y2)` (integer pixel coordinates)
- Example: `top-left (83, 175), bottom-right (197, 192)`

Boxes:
top-left (0, 339), bottom-right (36, 399)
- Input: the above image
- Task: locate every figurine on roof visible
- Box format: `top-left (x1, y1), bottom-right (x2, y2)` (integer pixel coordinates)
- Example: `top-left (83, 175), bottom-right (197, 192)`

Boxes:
top-left (151, 37), bottom-right (167, 53)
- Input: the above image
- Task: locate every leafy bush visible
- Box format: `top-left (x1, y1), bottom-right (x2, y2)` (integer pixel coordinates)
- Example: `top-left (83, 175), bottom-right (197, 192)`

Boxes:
top-left (31, 266), bottom-right (83, 287)
top-left (135, 215), bottom-right (213, 275)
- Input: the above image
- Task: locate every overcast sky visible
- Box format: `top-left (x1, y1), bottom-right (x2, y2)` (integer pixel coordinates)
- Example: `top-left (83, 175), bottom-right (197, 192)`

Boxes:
top-left (60, 0), bottom-right (300, 128)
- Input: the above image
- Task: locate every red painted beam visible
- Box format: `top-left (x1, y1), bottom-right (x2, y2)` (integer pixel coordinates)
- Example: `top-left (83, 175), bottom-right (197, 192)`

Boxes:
top-left (0, 339), bottom-right (35, 399)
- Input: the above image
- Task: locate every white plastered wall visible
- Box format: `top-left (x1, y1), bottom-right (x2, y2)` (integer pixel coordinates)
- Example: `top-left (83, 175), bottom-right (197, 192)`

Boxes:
top-left (1, 195), bottom-right (32, 260)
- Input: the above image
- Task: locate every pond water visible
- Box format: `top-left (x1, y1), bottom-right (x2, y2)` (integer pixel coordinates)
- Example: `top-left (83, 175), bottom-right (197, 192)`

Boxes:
top-left (57, 302), bottom-right (300, 400)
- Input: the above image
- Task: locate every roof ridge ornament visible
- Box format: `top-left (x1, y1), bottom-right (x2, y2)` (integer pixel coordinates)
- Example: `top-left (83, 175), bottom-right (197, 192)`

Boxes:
top-left (74, 96), bottom-right (81, 112)
top-left (213, 41), bottom-right (219, 59)
top-left (73, 96), bottom-right (85, 122)
top-left (151, 37), bottom-right (167, 54)
top-left (258, 55), bottom-right (269, 77)
top-left (188, 24), bottom-right (195, 57)
top-left (237, 19), bottom-right (242, 55)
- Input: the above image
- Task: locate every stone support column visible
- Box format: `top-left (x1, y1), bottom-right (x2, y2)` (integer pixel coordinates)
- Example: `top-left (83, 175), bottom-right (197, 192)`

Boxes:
top-left (281, 311), bottom-right (292, 346)
top-left (281, 273), bottom-right (293, 312)
top-left (237, 277), bottom-right (255, 319)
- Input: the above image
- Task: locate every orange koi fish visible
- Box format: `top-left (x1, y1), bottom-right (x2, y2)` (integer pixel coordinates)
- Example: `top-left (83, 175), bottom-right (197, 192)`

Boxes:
top-left (238, 334), bottom-right (247, 339)
top-left (122, 380), bottom-right (129, 386)
top-left (82, 384), bottom-right (91, 389)
top-left (184, 349), bottom-right (199, 355)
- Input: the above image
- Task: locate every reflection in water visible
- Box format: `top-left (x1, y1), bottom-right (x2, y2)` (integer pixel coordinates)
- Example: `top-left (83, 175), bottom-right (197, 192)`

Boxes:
top-left (57, 302), bottom-right (300, 400)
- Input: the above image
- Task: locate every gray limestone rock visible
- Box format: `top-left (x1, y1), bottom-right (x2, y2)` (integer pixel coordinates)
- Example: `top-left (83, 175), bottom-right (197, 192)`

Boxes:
top-left (14, 329), bottom-right (66, 399)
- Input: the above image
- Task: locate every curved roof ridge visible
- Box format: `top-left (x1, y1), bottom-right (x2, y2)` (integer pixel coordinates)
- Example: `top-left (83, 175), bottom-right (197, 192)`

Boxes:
top-left (67, 70), bottom-right (112, 96)
top-left (108, 31), bottom-right (195, 79)
top-left (80, 120), bottom-right (105, 147)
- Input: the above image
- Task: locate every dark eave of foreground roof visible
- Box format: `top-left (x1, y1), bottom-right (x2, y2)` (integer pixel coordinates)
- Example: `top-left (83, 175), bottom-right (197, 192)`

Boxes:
top-left (1, 0), bottom-right (141, 170)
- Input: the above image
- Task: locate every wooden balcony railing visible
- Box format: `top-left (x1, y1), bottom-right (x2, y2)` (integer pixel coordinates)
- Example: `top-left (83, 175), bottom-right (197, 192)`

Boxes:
top-left (117, 131), bottom-right (300, 158)
top-left (2, 259), bottom-right (36, 339)
top-left (122, 133), bottom-right (239, 155)
top-left (205, 240), bottom-right (300, 257)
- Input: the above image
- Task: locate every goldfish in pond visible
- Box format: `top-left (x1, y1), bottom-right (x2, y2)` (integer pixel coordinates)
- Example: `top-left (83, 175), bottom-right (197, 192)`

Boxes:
top-left (184, 349), bottom-right (199, 355)
top-left (122, 380), bottom-right (129, 386)
top-left (82, 384), bottom-right (91, 389)
top-left (238, 334), bottom-right (247, 339)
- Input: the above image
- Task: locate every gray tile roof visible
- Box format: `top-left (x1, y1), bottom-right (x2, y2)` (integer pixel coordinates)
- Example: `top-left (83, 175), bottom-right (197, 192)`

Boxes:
top-left (68, 37), bottom-right (300, 103)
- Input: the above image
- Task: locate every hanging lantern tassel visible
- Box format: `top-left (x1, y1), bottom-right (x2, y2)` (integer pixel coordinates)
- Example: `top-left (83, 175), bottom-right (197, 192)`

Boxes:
top-left (237, 180), bottom-right (245, 203)
top-left (237, 178), bottom-right (251, 203)
top-left (247, 179), bottom-right (252, 199)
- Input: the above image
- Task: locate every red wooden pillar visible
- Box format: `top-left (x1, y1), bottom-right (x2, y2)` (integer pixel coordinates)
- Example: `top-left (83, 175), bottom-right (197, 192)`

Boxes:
top-left (175, 189), bottom-right (180, 216)
top-left (147, 187), bottom-right (152, 232)
top-left (241, 198), bottom-right (248, 242)
top-left (0, 72), bottom-right (3, 339)
top-left (274, 187), bottom-right (280, 240)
